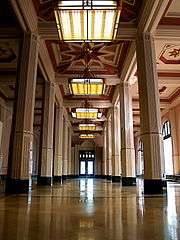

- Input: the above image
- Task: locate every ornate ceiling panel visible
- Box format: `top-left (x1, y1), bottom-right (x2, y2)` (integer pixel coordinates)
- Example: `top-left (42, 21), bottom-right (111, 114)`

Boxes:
top-left (156, 40), bottom-right (180, 71)
top-left (159, 0), bottom-right (180, 25)
top-left (46, 41), bottom-right (130, 75)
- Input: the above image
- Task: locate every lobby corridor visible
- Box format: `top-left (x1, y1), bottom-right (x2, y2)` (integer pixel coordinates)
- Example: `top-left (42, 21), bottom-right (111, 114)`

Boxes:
top-left (0, 179), bottom-right (179, 240)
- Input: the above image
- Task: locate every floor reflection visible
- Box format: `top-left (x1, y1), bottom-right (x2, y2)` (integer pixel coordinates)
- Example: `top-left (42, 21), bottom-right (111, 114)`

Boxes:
top-left (0, 178), bottom-right (179, 240)
top-left (167, 184), bottom-right (178, 240)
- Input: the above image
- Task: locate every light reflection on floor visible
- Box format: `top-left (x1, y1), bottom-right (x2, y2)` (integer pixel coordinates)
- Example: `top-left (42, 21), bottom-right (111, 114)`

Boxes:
top-left (0, 178), bottom-right (179, 240)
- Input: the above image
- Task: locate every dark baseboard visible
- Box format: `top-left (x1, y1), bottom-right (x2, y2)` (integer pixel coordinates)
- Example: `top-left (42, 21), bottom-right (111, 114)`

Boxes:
top-left (174, 175), bottom-right (180, 181)
top-left (0, 175), bottom-right (7, 181)
top-left (112, 176), bottom-right (121, 182)
top-left (6, 178), bottom-right (29, 194)
top-left (106, 175), bottom-right (112, 181)
top-left (95, 175), bottom-right (102, 179)
top-left (37, 176), bottom-right (52, 186)
top-left (101, 175), bottom-right (107, 179)
top-left (144, 179), bottom-right (166, 194)
top-left (122, 177), bottom-right (136, 186)
top-left (62, 175), bottom-right (68, 180)
top-left (67, 175), bottom-right (79, 179)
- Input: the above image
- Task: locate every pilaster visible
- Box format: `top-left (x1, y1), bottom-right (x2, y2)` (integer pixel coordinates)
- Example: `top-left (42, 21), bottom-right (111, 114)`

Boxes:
top-left (62, 122), bottom-right (68, 178)
top-left (106, 117), bottom-right (112, 179)
top-left (53, 106), bottom-right (63, 182)
top-left (111, 106), bottom-right (121, 182)
top-left (102, 127), bottom-right (107, 177)
top-left (68, 129), bottom-right (72, 176)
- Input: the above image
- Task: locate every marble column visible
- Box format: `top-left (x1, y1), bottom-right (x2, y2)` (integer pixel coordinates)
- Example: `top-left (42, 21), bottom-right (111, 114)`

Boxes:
top-left (62, 122), bottom-right (68, 179)
top-left (67, 129), bottom-right (72, 177)
top-left (53, 106), bottom-right (63, 182)
top-left (74, 145), bottom-right (80, 176)
top-left (106, 117), bottom-right (112, 180)
top-left (111, 106), bottom-right (121, 182)
top-left (6, 32), bottom-right (39, 193)
top-left (120, 82), bottom-right (136, 186)
top-left (71, 147), bottom-right (75, 177)
top-left (102, 127), bottom-right (107, 178)
top-left (37, 82), bottom-right (55, 186)
top-left (136, 32), bottom-right (165, 194)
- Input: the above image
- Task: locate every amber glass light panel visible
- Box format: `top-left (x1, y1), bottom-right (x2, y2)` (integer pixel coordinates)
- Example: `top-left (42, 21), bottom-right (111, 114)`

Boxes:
top-left (72, 108), bottom-right (102, 119)
top-left (54, 0), bottom-right (121, 42)
top-left (80, 134), bottom-right (95, 139)
top-left (79, 124), bottom-right (96, 131)
top-left (70, 79), bottom-right (104, 95)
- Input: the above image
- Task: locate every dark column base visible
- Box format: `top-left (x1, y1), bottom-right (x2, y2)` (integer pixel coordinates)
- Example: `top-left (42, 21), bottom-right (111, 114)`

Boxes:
top-left (122, 177), bottom-right (136, 186)
top-left (95, 175), bottom-right (102, 179)
top-left (37, 176), bottom-right (52, 186)
top-left (6, 179), bottom-right (29, 194)
top-left (144, 179), bottom-right (165, 194)
top-left (112, 176), bottom-right (121, 182)
top-left (53, 176), bottom-right (62, 183)
top-left (101, 175), bottom-right (107, 179)
top-left (106, 175), bottom-right (112, 180)
top-left (62, 175), bottom-right (68, 180)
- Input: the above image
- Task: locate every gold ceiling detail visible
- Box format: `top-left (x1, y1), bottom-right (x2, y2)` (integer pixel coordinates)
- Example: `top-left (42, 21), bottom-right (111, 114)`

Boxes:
top-left (70, 78), bottom-right (104, 95)
top-left (54, 0), bottom-right (122, 42)
top-left (80, 134), bottom-right (95, 139)
top-left (79, 124), bottom-right (96, 131)
top-left (72, 108), bottom-right (102, 119)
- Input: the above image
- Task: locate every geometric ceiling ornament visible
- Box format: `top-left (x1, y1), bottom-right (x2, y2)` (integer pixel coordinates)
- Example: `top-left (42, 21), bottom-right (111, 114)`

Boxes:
top-left (46, 40), bottom-right (129, 75)
top-left (54, 0), bottom-right (122, 42)
top-left (159, 44), bottom-right (180, 65)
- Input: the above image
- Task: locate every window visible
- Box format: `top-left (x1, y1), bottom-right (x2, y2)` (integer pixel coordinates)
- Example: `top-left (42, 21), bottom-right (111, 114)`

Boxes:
top-left (162, 121), bottom-right (171, 139)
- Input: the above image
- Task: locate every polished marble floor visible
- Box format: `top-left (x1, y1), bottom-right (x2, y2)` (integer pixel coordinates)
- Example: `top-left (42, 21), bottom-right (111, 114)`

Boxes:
top-left (0, 178), bottom-right (179, 240)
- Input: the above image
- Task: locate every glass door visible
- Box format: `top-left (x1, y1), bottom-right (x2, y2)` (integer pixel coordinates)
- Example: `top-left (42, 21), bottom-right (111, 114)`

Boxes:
top-left (79, 150), bottom-right (95, 176)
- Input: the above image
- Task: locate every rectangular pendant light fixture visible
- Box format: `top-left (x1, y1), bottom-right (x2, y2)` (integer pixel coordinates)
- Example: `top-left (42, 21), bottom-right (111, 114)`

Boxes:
top-left (79, 124), bottom-right (96, 131)
top-left (70, 78), bottom-right (104, 95)
top-left (72, 108), bottom-right (102, 119)
top-left (80, 134), bottom-right (95, 139)
top-left (54, 0), bottom-right (122, 42)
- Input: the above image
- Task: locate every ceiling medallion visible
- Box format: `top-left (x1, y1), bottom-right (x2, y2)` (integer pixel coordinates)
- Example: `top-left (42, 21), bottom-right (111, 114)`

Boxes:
top-left (54, 0), bottom-right (122, 42)
top-left (69, 43), bottom-right (105, 96)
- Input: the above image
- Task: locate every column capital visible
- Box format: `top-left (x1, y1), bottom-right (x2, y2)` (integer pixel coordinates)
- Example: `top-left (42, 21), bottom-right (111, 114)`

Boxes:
top-left (136, 31), bottom-right (155, 44)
